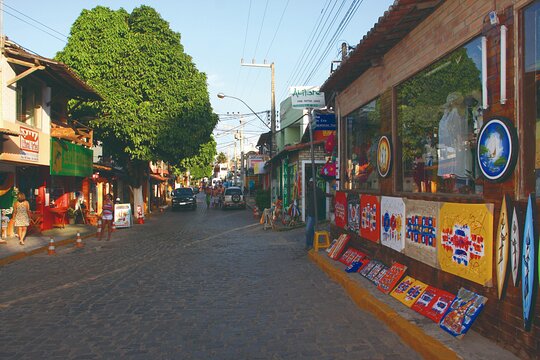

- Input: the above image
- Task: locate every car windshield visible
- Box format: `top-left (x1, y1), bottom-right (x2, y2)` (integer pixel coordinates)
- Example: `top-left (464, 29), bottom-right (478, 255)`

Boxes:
top-left (225, 188), bottom-right (242, 195)
top-left (172, 188), bottom-right (193, 196)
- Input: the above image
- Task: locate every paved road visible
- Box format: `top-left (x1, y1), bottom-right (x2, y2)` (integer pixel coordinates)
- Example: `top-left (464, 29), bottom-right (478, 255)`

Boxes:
top-left (0, 194), bottom-right (420, 359)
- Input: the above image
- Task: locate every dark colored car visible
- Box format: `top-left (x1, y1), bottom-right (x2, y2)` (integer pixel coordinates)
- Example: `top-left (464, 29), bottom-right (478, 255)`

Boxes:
top-left (171, 187), bottom-right (197, 211)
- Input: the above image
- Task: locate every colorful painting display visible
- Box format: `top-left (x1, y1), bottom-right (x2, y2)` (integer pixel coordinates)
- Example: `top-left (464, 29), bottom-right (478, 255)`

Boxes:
top-left (339, 248), bottom-right (366, 266)
top-left (377, 262), bottom-right (407, 294)
top-left (347, 193), bottom-right (360, 233)
top-left (404, 200), bottom-right (439, 268)
top-left (380, 197), bottom-right (406, 252)
top-left (373, 266), bottom-right (389, 286)
top-left (438, 202), bottom-right (494, 286)
top-left (346, 257), bottom-right (370, 273)
top-left (496, 195), bottom-right (510, 299)
top-left (360, 195), bottom-right (380, 242)
top-left (328, 234), bottom-right (350, 260)
top-left (522, 195), bottom-right (535, 328)
top-left (365, 261), bottom-right (385, 282)
top-left (334, 191), bottom-right (348, 229)
top-left (510, 206), bottom-right (520, 287)
top-left (360, 260), bottom-right (378, 278)
top-left (440, 288), bottom-right (487, 338)
top-left (391, 277), bottom-right (427, 308)
top-left (411, 286), bottom-right (455, 323)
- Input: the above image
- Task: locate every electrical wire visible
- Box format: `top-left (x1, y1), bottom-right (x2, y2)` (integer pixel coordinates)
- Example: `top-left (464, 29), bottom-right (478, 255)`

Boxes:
top-left (4, 3), bottom-right (68, 39)
top-left (3, 9), bottom-right (67, 43)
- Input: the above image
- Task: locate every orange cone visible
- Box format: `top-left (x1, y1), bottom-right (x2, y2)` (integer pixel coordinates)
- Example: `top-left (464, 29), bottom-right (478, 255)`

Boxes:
top-left (75, 232), bottom-right (84, 248)
top-left (48, 237), bottom-right (56, 255)
top-left (96, 219), bottom-right (102, 238)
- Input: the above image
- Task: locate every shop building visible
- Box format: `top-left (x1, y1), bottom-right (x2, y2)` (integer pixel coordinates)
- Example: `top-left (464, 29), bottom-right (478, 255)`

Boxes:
top-left (321, 0), bottom-right (540, 358)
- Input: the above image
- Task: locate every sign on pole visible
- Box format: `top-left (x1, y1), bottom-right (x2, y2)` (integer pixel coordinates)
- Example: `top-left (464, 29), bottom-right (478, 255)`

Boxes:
top-left (289, 86), bottom-right (325, 108)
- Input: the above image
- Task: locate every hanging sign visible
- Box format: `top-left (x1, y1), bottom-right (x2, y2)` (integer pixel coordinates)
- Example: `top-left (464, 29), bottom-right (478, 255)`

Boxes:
top-left (477, 117), bottom-right (518, 182)
top-left (289, 86), bottom-right (325, 108)
top-left (50, 138), bottom-right (93, 177)
top-left (20, 126), bottom-right (39, 162)
top-left (313, 112), bottom-right (336, 130)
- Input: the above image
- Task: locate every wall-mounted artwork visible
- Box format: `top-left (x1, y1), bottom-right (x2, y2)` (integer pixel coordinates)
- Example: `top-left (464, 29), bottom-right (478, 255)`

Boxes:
top-left (411, 286), bottom-right (455, 323)
top-left (381, 196), bottom-right (406, 252)
top-left (377, 262), bottom-right (407, 294)
top-left (476, 117), bottom-right (518, 182)
top-left (522, 195), bottom-right (535, 329)
top-left (404, 199), bottom-right (439, 268)
top-left (334, 191), bottom-right (347, 229)
top-left (496, 195), bottom-right (510, 299)
top-left (360, 195), bottom-right (380, 242)
top-left (510, 205), bottom-right (520, 287)
top-left (438, 202), bottom-right (494, 286)
top-left (347, 193), bottom-right (360, 234)
top-left (440, 288), bottom-right (487, 338)
top-left (377, 135), bottom-right (392, 178)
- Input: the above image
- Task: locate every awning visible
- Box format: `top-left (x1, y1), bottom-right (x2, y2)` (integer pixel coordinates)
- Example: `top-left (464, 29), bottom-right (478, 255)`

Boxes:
top-left (0, 128), bottom-right (20, 136)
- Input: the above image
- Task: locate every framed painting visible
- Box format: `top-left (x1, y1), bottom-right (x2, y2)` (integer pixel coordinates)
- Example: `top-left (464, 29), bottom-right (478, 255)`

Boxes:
top-left (440, 288), bottom-right (487, 338)
top-left (381, 196), bottom-right (406, 252)
top-left (360, 195), bottom-right (380, 242)
top-left (404, 199), bottom-right (440, 268)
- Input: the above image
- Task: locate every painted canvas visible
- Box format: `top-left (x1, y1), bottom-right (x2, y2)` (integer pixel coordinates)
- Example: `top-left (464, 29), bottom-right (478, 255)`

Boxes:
top-left (339, 248), bottom-right (366, 266)
top-left (346, 257), bottom-right (370, 273)
top-left (400, 280), bottom-right (428, 308)
top-left (438, 202), bottom-right (494, 286)
top-left (381, 197), bottom-right (406, 252)
top-left (377, 262), bottom-right (407, 294)
top-left (412, 286), bottom-right (455, 323)
top-left (334, 191), bottom-right (347, 229)
top-left (440, 287), bottom-right (487, 338)
top-left (510, 205), bottom-right (520, 287)
top-left (390, 276), bottom-right (415, 303)
top-left (347, 193), bottom-right (360, 234)
top-left (359, 260), bottom-right (377, 277)
top-left (496, 195), bottom-right (510, 299)
top-left (366, 261), bottom-right (385, 282)
top-left (328, 234), bottom-right (350, 260)
top-left (360, 195), bottom-right (380, 242)
top-left (522, 194), bottom-right (535, 328)
top-left (404, 199), bottom-right (440, 268)
top-left (373, 266), bottom-right (389, 286)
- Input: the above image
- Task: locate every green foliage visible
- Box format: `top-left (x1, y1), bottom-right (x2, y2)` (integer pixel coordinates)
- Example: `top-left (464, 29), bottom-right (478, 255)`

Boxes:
top-left (56, 6), bottom-right (217, 183)
top-left (216, 152), bottom-right (227, 164)
top-left (255, 189), bottom-right (271, 210)
top-left (178, 137), bottom-right (217, 180)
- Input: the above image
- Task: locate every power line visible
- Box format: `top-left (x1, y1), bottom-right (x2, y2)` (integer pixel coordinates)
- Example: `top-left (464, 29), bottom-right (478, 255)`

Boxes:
top-left (3, 9), bottom-right (67, 44)
top-left (4, 3), bottom-right (68, 39)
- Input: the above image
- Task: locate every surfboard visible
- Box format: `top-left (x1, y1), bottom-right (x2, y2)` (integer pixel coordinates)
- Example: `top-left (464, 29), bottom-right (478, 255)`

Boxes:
top-left (510, 205), bottom-right (520, 287)
top-left (496, 195), bottom-right (510, 299)
top-left (522, 194), bottom-right (535, 328)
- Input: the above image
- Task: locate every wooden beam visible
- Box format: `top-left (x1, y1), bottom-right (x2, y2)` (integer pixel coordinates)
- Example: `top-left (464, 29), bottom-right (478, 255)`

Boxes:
top-left (6, 57), bottom-right (38, 68)
top-left (7, 65), bottom-right (45, 86)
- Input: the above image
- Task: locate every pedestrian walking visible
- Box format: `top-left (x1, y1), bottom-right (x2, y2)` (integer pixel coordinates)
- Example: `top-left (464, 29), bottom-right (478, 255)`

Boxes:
top-left (12, 192), bottom-right (30, 245)
top-left (305, 178), bottom-right (324, 250)
top-left (99, 194), bottom-right (114, 241)
top-left (205, 186), bottom-right (211, 208)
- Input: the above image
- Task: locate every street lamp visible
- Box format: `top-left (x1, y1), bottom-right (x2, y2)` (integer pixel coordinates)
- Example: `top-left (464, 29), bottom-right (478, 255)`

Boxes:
top-left (216, 93), bottom-right (271, 130)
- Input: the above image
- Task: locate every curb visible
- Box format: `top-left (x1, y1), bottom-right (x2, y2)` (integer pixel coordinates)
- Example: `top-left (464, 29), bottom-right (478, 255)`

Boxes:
top-left (308, 251), bottom-right (460, 360)
top-left (0, 232), bottom-right (96, 267)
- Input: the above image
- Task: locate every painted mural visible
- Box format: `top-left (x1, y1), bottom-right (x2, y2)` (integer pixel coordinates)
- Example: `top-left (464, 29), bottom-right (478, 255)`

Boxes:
top-left (404, 199), bottom-right (439, 268)
top-left (438, 202), bottom-right (494, 286)
top-left (334, 191), bottom-right (347, 229)
top-left (347, 193), bottom-right (360, 234)
top-left (440, 288), bottom-right (487, 338)
top-left (360, 194), bottom-right (380, 242)
top-left (380, 196), bottom-right (406, 252)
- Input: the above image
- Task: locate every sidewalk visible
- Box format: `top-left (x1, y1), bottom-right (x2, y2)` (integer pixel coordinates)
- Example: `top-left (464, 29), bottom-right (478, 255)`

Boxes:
top-left (0, 224), bottom-right (96, 266)
top-left (309, 250), bottom-right (519, 360)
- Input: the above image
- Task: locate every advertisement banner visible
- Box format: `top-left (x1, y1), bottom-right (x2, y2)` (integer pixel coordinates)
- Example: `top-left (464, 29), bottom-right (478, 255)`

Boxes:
top-left (20, 126), bottom-right (39, 162)
top-left (50, 138), bottom-right (93, 177)
top-left (114, 203), bottom-right (132, 228)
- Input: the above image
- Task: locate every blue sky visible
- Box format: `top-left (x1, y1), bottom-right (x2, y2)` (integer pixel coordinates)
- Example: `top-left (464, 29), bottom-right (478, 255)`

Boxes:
top-left (3, 0), bottom-right (394, 157)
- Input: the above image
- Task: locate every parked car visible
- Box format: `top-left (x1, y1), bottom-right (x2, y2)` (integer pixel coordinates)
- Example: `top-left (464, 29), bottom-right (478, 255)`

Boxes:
top-left (171, 187), bottom-right (197, 211)
top-left (222, 186), bottom-right (246, 210)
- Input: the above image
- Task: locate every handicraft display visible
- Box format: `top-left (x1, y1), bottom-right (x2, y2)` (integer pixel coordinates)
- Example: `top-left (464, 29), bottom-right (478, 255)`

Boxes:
top-left (522, 195), bottom-right (535, 328)
top-left (372, 266), bottom-right (389, 286)
top-left (377, 135), bottom-right (392, 178)
top-left (439, 288), bottom-right (487, 338)
top-left (495, 195), bottom-right (510, 299)
top-left (365, 261), bottom-right (385, 282)
top-left (334, 191), bottom-right (348, 229)
top-left (391, 277), bottom-right (427, 307)
top-left (360, 195), bottom-right (380, 242)
top-left (510, 205), bottom-right (520, 287)
top-left (390, 276), bottom-right (414, 303)
top-left (403, 199), bottom-right (439, 268)
top-left (339, 248), bottom-right (365, 266)
top-left (377, 262), bottom-right (407, 294)
top-left (476, 117), bottom-right (518, 182)
top-left (380, 197), bottom-right (405, 252)
top-left (347, 193), bottom-right (360, 234)
top-left (411, 286), bottom-right (455, 323)
top-left (328, 234), bottom-right (350, 260)
top-left (346, 257), bottom-right (370, 273)
top-left (359, 261), bottom-right (378, 277)
top-left (438, 202), bottom-right (494, 286)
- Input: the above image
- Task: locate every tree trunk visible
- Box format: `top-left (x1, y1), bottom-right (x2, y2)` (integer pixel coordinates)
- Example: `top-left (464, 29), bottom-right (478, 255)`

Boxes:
top-left (131, 185), bottom-right (144, 219)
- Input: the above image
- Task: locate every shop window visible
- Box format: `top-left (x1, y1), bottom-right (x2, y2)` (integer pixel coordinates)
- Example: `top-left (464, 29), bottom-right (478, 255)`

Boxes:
top-left (345, 98), bottom-right (381, 191)
top-left (524, 1), bottom-right (540, 195)
top-left (16, 79), bottom-right (41, 127)
top-left (397, 37), bottom-right (484, 195)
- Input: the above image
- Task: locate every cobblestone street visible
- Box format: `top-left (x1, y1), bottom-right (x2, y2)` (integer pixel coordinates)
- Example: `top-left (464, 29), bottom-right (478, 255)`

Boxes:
top-left (0, 195), bottom-right (420, 359)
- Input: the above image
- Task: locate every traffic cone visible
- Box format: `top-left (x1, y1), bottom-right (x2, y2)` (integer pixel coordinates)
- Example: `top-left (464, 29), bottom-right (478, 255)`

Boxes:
top-left (75, 232), bottom-right (84, 248)
top-left (48, 237), bottom-right (56, 255)
top-left (96, 219), bottom-right (102, 238)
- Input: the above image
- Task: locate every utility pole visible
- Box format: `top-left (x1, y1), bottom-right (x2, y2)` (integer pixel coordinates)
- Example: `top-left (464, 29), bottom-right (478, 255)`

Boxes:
top-left (241, 60), bottom-right (276, 202)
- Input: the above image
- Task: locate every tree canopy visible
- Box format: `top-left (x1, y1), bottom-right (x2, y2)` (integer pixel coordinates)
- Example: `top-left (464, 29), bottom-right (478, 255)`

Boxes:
top-left (177, 137), bottom-right (217, 180)
top-left (56, 6), bottom-right (217, 178)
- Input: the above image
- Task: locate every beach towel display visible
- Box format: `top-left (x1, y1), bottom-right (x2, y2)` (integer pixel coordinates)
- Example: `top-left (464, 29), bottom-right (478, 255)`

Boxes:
top-left (377, 262), bottom-right (407, 294)
top-left (411, 286), bottom-right (455, 323)
top-left (440, 288), bottom-right (487, 338)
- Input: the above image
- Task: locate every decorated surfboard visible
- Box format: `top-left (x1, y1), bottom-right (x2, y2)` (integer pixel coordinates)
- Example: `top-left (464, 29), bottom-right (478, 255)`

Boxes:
top-left (496, 195), bottom-right (510, 299)
top-left (510, 205), bottom-right (520, 287)
top-left (522, 194), bottom-right (535, 328)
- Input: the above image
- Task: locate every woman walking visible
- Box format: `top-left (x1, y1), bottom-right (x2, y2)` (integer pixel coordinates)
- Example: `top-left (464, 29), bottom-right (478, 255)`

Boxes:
top-left (99, 194), bottom-right (114, 241)
top-left (13, 192), bottom-right (30, 245)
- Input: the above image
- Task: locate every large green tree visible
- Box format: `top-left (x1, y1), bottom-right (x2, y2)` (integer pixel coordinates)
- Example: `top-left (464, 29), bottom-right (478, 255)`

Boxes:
top-left (56, 6), bottom-right (217, 185)
top-left (177, 137), bottom-right (217, 180)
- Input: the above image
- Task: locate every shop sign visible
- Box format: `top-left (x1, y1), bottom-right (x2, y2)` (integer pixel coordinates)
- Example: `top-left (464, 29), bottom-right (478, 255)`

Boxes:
top-left (289, 86), bottom-right (325, 108)
top-left (114, 203), bottom-right (132, 228)
top-left (20, 126), bottom-right (39, 162)
top-left (313, 112), bottom-right (336, 130)
top-left (50, 138), bottom-right (93, 177)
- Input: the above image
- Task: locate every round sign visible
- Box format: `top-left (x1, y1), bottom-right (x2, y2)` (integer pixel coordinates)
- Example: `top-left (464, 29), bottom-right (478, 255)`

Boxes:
top-left (377, 135), bottom-right (392, 178)
top-left (476, 117), bottom-right (518, 182)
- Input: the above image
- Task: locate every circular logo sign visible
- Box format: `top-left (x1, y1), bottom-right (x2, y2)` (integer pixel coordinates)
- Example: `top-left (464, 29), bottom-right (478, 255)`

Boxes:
top-left (477, 117), bottom-right (518, 182)
top-left (377, 135), bottom-right (392, 178)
